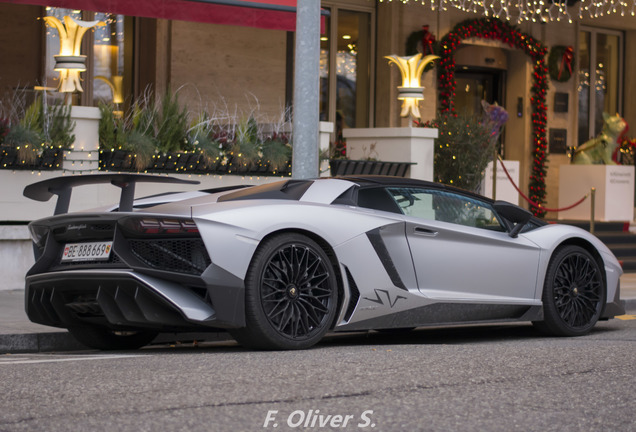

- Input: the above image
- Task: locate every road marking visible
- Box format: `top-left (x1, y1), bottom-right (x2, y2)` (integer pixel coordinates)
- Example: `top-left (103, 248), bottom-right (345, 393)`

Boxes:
top-left (615, 315), bottom-right (636, 321)
top-left (0, 354), bottom-right (144, 365)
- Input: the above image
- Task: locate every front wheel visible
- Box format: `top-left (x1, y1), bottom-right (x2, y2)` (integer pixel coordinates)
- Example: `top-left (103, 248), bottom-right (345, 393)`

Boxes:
top-left (68, 326), bottom-right (158, 350)
top-left (533, 245), bottom-right (606, 336)
top-left (230, 233), bottom-right (338, 350)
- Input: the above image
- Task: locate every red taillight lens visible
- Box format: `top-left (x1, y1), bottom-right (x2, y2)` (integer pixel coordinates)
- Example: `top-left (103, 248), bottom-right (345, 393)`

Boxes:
top-left (138, 218), bottom-right (161, 234)
top-left (160, 219), bottom-right (183, 234)
top-left (180, 220), bottom-right (199, 233)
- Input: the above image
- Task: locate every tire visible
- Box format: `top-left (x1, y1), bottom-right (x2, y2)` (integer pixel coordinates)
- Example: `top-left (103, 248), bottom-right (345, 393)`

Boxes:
top-left (68, 326), bottom-right (158, 350)
top-left (533, 245), bottom-right (606, 337)
top-left (230, 233), bottom-right (338, 350)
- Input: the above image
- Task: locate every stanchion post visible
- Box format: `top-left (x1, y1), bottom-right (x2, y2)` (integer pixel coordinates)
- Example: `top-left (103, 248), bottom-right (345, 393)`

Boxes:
top-left (590, 187), bottom-right (596, 235)
top-left (492, 154), bottom-right (498, 201)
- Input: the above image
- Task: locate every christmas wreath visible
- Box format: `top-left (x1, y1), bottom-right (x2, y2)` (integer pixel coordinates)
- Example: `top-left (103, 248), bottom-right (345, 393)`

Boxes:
top-left (405, 25), bottom-right (438, 72)
top-left (548, 45), bottom-right (575, 82)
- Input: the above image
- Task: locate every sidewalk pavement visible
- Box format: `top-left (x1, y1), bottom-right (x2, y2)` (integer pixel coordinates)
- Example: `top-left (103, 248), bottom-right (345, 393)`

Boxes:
top-left (2, 275), bottom-right (636, 354)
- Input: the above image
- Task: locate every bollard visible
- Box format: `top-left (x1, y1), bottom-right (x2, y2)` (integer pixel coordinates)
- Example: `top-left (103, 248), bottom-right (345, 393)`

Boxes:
top-left (590, 187), bottom-right (596, 235)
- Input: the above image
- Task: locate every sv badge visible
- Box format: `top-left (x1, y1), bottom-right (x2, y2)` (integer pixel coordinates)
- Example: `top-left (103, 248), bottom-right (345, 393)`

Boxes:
top-left (363, 289), bottom-right (407, 308)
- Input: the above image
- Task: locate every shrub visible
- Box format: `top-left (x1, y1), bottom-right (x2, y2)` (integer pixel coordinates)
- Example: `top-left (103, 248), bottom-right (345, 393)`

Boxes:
top-left (419, 112), bottom-right (494, 192)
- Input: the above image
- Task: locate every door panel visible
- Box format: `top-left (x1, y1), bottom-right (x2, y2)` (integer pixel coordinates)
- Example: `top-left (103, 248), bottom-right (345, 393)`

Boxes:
top-left (406, 219), bottom-right (541, 304)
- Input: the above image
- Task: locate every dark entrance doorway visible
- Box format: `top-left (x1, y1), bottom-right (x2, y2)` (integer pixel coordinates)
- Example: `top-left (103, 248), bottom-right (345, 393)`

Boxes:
top-left (453, 69), bottom-right (506, 117)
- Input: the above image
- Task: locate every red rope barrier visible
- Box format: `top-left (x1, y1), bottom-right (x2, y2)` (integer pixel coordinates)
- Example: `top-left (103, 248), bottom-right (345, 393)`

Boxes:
top-left (496, 157), bottom-right (588, 213)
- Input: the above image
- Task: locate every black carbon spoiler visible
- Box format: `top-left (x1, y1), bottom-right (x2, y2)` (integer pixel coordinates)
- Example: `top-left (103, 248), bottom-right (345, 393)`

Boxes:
top-left (23, 174), bottom-right (200, 215)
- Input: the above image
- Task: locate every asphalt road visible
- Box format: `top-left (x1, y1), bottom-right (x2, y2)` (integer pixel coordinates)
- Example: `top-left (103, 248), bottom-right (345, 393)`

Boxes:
top-left (1, 318), bottom-right (635, 432)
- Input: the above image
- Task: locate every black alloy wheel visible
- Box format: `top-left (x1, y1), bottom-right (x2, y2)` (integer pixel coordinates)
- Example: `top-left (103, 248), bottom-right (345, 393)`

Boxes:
top-left (534, 245), bottom-right (606, 336)
top-left (230, 233), bottom-right (338, 350)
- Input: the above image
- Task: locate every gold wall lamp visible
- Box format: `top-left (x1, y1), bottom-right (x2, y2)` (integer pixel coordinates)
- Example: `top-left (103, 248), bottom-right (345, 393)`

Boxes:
top-left (43, 15), bottom-right (105, 93)
top-left (385, 53), bottom-right (439, 120)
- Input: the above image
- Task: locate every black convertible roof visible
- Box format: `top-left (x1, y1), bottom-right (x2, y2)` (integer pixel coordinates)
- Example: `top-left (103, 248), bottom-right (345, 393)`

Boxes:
top-left (217, 179), bottom-right (314, 202)
top-left (338, 175), bottom-right (491, 201)
top-left (338, 175), bottom-right (438, 188)
top-left (215, 175), bottom-right (489, 204)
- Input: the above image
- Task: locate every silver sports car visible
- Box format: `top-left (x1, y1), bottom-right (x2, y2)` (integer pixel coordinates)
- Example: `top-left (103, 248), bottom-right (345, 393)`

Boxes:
top-left (23, 174), bottom-right (624, 350)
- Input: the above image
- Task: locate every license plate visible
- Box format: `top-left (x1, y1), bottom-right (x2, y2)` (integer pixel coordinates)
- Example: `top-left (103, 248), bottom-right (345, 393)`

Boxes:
top-left (62, 241), bottom-right (113, 262)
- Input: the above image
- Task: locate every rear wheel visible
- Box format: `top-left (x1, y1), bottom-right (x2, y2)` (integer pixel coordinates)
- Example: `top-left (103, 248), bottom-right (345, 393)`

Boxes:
top-left (533, 245), bottom-right (605, 336)
top-left (230, 233), bottom-right (338, 350)
top-left (68, 326), bottom-right (158, 350)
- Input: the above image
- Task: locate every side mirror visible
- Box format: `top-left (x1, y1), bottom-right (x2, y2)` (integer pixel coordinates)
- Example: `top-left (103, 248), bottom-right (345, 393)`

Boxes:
top-left (493, 201), bottom-right (533, 238)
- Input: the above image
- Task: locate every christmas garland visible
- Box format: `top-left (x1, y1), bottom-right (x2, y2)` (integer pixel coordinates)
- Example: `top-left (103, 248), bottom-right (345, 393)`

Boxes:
top-left (437, 18), bottom-right (549, 217)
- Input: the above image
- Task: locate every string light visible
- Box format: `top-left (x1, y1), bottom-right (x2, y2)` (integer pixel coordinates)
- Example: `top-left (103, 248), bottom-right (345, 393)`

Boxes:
top-left (98, 149), bottom-right (292, 177)
top-left (378, 0), bottom-right (635, 23)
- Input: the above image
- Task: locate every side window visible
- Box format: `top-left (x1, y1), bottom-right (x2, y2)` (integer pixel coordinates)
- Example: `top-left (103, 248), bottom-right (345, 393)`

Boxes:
top-left (386, 187), bottom-right (504, 231)
top-left (357, 187), bottom-right (402, 214)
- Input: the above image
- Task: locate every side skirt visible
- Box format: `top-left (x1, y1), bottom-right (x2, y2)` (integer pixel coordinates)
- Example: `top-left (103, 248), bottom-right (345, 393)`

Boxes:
top-left (335, 303), bottom-right (543, 332)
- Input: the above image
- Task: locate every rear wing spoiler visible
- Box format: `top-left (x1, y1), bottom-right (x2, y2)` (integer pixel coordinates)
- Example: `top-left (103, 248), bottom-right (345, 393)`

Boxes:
top-left (23, 174), bottom-right (200, 215)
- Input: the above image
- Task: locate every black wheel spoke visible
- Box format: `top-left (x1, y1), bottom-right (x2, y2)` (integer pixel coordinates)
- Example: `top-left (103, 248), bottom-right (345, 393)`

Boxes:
top-left (299, 295), bottom-right (329, 313)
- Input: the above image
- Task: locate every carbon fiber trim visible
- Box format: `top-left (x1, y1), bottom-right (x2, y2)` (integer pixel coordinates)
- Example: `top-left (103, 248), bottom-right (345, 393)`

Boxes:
top-left (366, 228), bottom-right (407, 291)
top-left (24, 270), bottom-right (224, 331)
top-left (337, 303), bottom-right (539, 332)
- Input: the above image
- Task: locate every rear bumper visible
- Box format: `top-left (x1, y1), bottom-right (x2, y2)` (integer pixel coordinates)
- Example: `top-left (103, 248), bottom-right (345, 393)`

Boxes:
top-left (25, 269), bottom-right (244, 331)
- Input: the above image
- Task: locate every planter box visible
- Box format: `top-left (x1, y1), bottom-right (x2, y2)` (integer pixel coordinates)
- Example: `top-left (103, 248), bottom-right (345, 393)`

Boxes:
top-left (0, 146), bottom-right (63, 170)
top-left (480, 160), bottom-right (520, 205)
top-left (99, 150), bottom-right (292, 176)
top-left (342, 127), bottom-right (437, 180)
top-left (329, 159), bottom-right (413, 177)
top-left (99, 149), bottom-right (138, 171)
top-left (558, 164), bottom-right (635, 221)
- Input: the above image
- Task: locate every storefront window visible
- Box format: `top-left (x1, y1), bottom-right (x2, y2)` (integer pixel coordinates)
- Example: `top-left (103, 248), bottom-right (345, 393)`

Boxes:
top-left (319, 3), bottom-right (373, 149)
top-left (578, 28), bottom-right (623, 145)
top-left (336, 10), bottom-right (370, 131)
top-left (93, 13), bottom-right (126, 108)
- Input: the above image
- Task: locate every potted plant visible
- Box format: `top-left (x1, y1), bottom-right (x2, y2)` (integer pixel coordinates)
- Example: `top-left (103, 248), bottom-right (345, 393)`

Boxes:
top-left (1, 94), bottom-right (72, 170)
top-left (98, 89), bottom-right (293, 176)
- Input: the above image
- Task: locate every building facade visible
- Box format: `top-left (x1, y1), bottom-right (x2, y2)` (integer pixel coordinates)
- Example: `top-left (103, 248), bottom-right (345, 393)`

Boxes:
top-left (1, 0), bottom-right (635, 217)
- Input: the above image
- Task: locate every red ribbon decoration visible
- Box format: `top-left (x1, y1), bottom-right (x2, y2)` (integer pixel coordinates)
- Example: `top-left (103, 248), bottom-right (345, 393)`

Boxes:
top-left (498, 157), bottom-right (588, 213)
top-left (421, 25), bottom-right (435, 56)
top-left (559, 46), bottom-right (574, 80)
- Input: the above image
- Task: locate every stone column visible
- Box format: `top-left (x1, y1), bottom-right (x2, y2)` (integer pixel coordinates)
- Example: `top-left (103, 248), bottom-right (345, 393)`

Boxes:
top-left (343, 127), bottom-right (438, 181)
top-left (63, 106), bottom-right (101, 172)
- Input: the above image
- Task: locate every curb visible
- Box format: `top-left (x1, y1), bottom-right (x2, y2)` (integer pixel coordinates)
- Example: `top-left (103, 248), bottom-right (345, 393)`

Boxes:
top-left (0, 332), bottom-right (85, 354)
top-left (0, 331), bottom-right (233, 354)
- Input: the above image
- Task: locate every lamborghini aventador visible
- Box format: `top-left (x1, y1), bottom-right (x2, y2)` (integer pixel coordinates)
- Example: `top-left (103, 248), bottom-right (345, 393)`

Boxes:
top-left (22, 174), bottom-right (624, 350)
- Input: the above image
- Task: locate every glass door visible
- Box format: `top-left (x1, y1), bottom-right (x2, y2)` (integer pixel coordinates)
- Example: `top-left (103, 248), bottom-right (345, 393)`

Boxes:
top-left (578, 28), bottom-right (623, 145)
top-left (319, 3), bottom-right (374, 152)
top-left (454, 70), bottom-right (505, 117)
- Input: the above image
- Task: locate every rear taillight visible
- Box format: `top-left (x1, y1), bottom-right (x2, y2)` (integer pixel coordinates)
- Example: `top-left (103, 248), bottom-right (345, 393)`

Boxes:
top-left (122, 217), bottom-right (200, 237)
